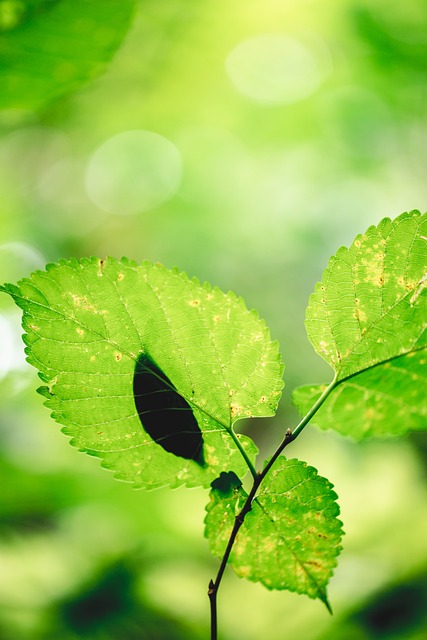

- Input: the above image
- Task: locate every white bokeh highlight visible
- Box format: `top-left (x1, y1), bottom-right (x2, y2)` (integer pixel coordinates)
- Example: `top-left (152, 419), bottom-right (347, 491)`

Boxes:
top-left (0, 311), bottom-right (28, 381)
top-left (85, 130), bottom-right (182, 215)
top-left (225, 34), bottom-right (329, 105)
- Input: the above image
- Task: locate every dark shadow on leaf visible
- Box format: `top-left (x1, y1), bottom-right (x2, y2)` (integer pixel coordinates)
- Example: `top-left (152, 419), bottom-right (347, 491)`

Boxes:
top-left (133, 352), bottom-right (205, 466)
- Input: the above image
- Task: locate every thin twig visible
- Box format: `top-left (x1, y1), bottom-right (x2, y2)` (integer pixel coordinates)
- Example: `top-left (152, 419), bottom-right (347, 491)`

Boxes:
top-left (208, 375), bottom-right (338, 639)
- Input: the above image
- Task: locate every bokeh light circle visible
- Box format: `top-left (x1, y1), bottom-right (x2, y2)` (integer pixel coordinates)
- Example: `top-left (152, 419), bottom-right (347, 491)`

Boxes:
top-left (0, 241), bottom-right (46, 282)
top-left (85, 130), bottom-right (182, 215)
top-left (225, 34), bottom-right (326, 105)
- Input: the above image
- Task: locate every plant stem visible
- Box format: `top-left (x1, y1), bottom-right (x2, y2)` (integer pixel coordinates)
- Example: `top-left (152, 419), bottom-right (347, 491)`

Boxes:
top-left (208, 473), bottom-right (262, 640)
top-left (208, 374), bottom-right (338, 639)
top-left (228, 427), bottom-right (258, 480)
top-left (261, 375), bottom-right (338, 480)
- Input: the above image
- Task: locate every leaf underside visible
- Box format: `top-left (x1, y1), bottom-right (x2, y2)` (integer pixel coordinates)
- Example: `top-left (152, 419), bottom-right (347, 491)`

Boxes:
top-left (295, 210), bottom-right (426, 440)
top-left (0, 0), bottom-right (135, 111)
top-left (0, 258), bottom-right (284, 489)
top-left (205, 457), bottom-right (343, 609)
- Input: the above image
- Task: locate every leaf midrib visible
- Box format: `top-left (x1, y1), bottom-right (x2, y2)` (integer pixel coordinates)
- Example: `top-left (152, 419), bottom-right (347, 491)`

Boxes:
top-left (334, 277), bottom-right (425, 379)
top-left (249, 497), bottom-right (331, 596)
top-left (336, 343), bottom-right (426, 387)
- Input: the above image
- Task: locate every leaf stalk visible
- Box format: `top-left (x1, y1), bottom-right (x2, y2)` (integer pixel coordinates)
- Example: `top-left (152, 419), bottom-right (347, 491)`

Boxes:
top-left (227, 426), bottom-right (258, 480)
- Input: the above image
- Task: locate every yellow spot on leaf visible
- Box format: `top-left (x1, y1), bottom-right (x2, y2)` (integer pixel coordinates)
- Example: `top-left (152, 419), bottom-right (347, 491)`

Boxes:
top-left (262, 537), bottom-right (277, 553)
top-left (354, 308), bottom-right (367, 323)
top-left (360, 254), bottom-right (386, 287)
top-left (189, 299), bottom-right (200, 307)
top-left (76, 327), bottom-right (84, 336)
top-left (295, 564), bottom-right (305, 578)
top-left (237, 566), bottom-right (252, 578)
top-left (71, 294), bottom-right (97, 313)
top-left (47, 376), bottom-right (58, 393)
top-left (117, 273), bottom-right (124, 281)
top-left (114, 352), bottom-right (123, 361)
top-left (364, 407), bottom-right (382, 421)
top-left (230, 403), bottom-right (243, 418)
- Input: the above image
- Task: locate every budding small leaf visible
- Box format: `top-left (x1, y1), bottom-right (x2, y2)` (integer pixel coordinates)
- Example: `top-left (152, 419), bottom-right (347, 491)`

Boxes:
top-left (205, 457), bottom-right (343, 609)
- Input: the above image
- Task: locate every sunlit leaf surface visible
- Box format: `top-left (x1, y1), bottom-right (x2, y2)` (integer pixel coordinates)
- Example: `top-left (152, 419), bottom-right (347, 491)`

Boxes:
top-left (205, 458), bottom-right (343, 608)
top-left (294, 210), bottom-right (427, 439)
top-left (0, 0), bottom-right (135, 111)
top-left (0, 258), bottom-right (284, 488)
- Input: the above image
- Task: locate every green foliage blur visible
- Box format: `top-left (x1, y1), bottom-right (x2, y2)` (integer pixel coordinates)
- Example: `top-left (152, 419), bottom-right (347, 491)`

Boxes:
top-left (1, 1), bottom-right (426, 638)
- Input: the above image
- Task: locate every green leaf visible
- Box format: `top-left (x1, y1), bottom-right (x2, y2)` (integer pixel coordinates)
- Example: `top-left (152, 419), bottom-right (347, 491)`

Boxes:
top-left (296, 210), bottom-right (426, 439)
top-left (0, 0), bottom-right (135, 111)
top-left (293, 349), bottom-right (427, 439)
top-left (205, 458), bottom-right (343, 609)
top-left (0, 257), bottom-right (284, 489)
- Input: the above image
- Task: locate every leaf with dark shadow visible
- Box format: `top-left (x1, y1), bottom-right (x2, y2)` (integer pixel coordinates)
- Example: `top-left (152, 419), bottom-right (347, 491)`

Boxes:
top-left (133, 352), bottom-right (205, 466)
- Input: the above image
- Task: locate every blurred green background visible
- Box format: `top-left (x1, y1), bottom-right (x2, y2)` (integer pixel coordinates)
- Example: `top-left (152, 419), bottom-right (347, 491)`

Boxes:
top-left (1, 1), bottom-right (427, 638)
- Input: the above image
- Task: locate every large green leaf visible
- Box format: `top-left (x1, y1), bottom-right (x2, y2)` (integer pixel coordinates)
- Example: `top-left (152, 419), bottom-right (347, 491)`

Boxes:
top-left (0, 0), bottom-right (135, 111)
top-left (205, 458), bottom-right (343, 609)
top-left (0, 257), bottom-right (283, 488)
top-left (294, 210), bottom-right (426, 439)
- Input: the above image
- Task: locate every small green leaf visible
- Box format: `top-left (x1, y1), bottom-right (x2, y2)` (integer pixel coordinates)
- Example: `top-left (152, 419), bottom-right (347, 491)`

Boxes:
top-left (0, 257), bottom-right (284, 489)
top-left (205, 458), bottom-right (343, 609)
top-left (0, 0), bottom-right (135, 111)
top-left (298, 210), bottom-right (426, 439)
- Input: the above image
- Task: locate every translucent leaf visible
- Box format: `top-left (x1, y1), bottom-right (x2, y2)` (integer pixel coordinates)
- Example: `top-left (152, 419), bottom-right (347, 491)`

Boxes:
top-left (0, 258), bottom-right (284, 489)
top-left (205, 458), bottom-right (343, 608)
top-left (293, 350), bottom-right (427, 439)
top-left (298, 210), bottom-right (426, 439)
top-left (0, 0), bottom-right (135, 111)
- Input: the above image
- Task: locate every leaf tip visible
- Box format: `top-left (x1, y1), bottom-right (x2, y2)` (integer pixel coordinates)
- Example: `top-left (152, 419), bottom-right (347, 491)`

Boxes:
top-left (322, 593), bottom-right (333, 615)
